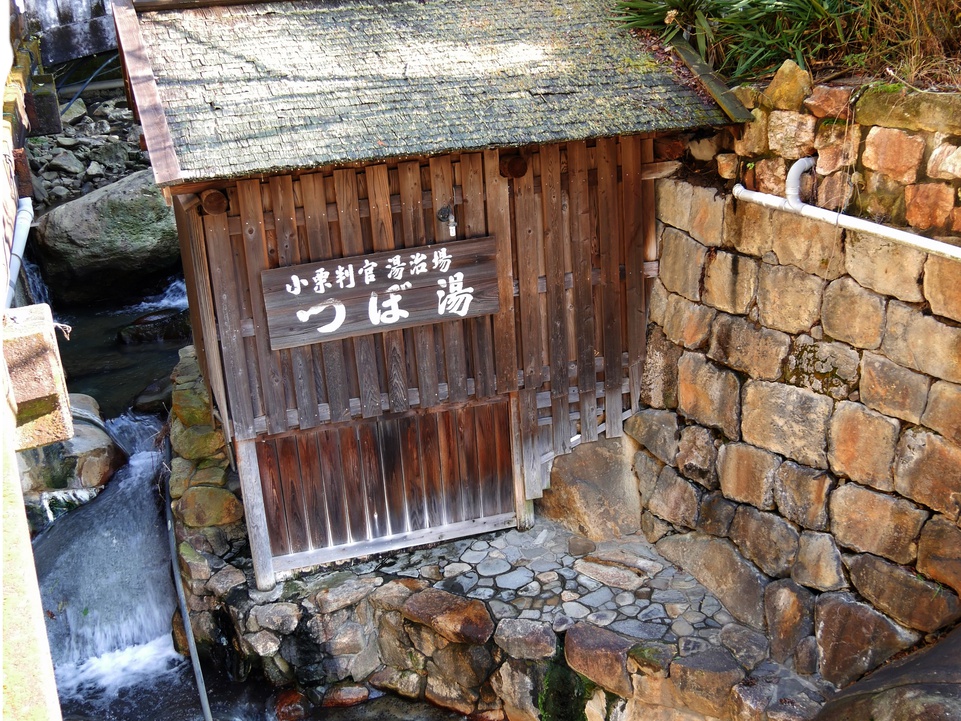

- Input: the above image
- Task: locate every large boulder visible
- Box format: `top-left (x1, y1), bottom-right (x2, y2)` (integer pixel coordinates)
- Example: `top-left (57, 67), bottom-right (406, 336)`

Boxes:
top-left (33, 169), bottom-right (180, 305)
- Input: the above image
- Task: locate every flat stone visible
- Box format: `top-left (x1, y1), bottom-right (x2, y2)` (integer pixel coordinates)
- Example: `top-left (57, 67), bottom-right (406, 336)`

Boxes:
top-left (742, 381), bottom-right (833, 469)
top-left (792, 532), bottom-right (847, 592)
top-left (859, 351), bottom-right (931, 424)
top-left (670, 647), bottom-right (745, 718)
top-left (708, 312), bottom-right (790, 381)
top-left (677, 352), bottom-right (741, 440)
top-left (676, 425), bottom-right (718, 489)
top-left (656, 533), bottom-right (768, 630)
top-left (647, 466), bottom-right (700, 530)
top-left (847, 553), bottom-right (961, 633)
top-left (881, 300), bottom-right (961, 384)
top-left (313, 575), bottom-right (382, 614)
top-left (565, 622), bottom-right (634, 697)
top-left (829, 483), bottom-right (928, 564)
top-left (402, 588), bottom-right (494, 645)
top-left (718, 442), bottom-right (781, 510)
top-left (703, 249), bottom-right (758, 316)
top-left (608, 619), bottom-right (666, 641)
top-left (322, 684), bottom-right (369, 708)
top-left (496, 568), bottom-right (535, 591)
top-left (845, 231), bottom-right (925, 302)
top-left (921, 381), bottom-right (961, 445)
top-left (623, 409), bottom-right (679, 466)
top-left (765, 580), bottom-right (814, 663)
top-left (659, 227), bottom-right (707, 302)
top-left (861, 126), bottom-right (925, 184)
top-left (730, 506), bottom-right (799, 578)
top-left (562, 601), bottom-right (590, 619)
top-left (573, 560), bottom-right (645, 592)
top-left (917, 516), bottom-right (961, 595)
top-left (828, 401), bottom-right (900, 490)
top-left (772, 209), bottom-right (846, 280)
top-left (804, 85), bottom-right (853, 119)
top-left (588, 610), bottom-right (617, 626)
top-left (784, 335), bottom-right (860, 401)
top-left (655, 178), bottom-right (694, 232)
top-left (774, 461), bottom-right (834, 531)
top-left (719, 623), bottom-right (769, 671)
top-left (815, 592), bottom-right (920, 687)
top-left (477, 558), bottom-right (512, 577)
top-left (661, 292), bottom-right (716, 349)
top-left (689, 184), bottom-right (729, 247)
top-left (894, 429), bottom-right (961, 521)
top-left (757, 262), bottom-right (825, 334)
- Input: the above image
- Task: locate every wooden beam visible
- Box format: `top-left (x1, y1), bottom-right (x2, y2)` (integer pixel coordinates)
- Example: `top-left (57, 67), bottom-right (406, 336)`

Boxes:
top-left (236, 440), bottom-right (276, 590)
top-left (112, 0), bottom-right (181, 185)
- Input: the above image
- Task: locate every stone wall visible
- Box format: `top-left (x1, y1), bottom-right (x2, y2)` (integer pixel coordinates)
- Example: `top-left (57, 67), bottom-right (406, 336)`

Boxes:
top-left (685, 60), bottom-right (961, 239)
top-left (635, 160), bottom-right (961, 688)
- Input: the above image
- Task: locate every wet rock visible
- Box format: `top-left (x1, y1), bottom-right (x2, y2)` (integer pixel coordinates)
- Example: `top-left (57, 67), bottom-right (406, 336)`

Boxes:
top-left (670, 647), bottom-right (745, 717)
top-left (493, 619), bottom-right (556, 660)
top-left (565, 622), bottom-right (633, 697)
top-left (429, 642), bottom-right (494, 688)
top-left (116, 309), bottom-right (191, 344)
top-left (425, 674), bottom-right (478, 716)
top-left (321, 684), bottom-right (368, 707)
top-left (491, 659), bottom-right (541, 721)
top-left (170, 417), bottom-right (225, 460)
top-left (369, 667), bottom-right (425, 699)
top-left (178, 486), bottom-right (243, 527)
top-left (47, 150), bottom-right (85, 175)
top-left (274, 688), bottom-right (311, 720)
top-left (403, 588), bottom-right (494, 645)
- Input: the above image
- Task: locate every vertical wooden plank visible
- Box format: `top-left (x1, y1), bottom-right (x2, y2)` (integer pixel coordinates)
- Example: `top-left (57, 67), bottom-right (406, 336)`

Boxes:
top-left (429, 156), bottom-right (468, 403)
top-left (641, 137), bottom-right (657, 374)
top-left (492, 400), bottom-right (514, 516)
top-left (473, 402), bottom-right (496, 517)
top-left (597, 137), bottom-right (624, 437)
top-left (367, 164), bottom-right (410, 413)
top-left (518, 388), bottom-right (541, 500)
top-left (437, 408), bottom-right (463, 523)
top-left (277, 435), bottom-right (310, 554)
top-left (339, 426), bottom-right (370, 543)
top-left (203, 212), bottom-right (256, 439)
top-left (541, 144), bottom-right (572, 455)
top-left (271, 176), bottom-right (321, 429)
top-left (456, 406), bottom-right (480, 522)
top-left (509, 393), bottom-right (535, 528)
top-left (621, 136), bottom-right (645, 413)
top-left (420, 412), bottom-right (445, 528)
top-left (318, 427), bottom-right (350, 546)
top-left (236, 440), bottom-right (276, 590)
top-left (358, 422), bottom-right (388, 539)
top-left (568, 141), bottom-right (598, 442)
top-left (334, 169), bottom-right (383, 418)
top-left (381, 417), bottom-right (409, 536)
top-left (301, 173), bottom-right (351, 423)
top-left (401, 415), bottom-right (427, 532)
top-left (483, 150), bottom-right (518, 394)
top-left (398, 161), bottom-right (440, 408)
top-left (514, 164), bottom-right (544, 391)
top-left (256, 438), bottom-right (290, 556)
top-left (237, 179), bottom-right (289, 435)
top-left (298, 432), bottom-right (329, 550)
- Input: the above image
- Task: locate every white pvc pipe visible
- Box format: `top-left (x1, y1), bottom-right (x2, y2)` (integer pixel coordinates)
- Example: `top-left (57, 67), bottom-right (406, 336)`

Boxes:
top-left (733, 157), bottom-right (961, 263)
top-left (6, 197), bottom-right (35, 309)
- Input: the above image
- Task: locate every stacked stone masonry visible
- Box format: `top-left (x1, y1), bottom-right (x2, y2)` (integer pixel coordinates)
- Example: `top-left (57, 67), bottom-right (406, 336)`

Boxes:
top-left (706, 60), bottom-right (961, 237)
top-left (641, 171), bottom-right (961, 691)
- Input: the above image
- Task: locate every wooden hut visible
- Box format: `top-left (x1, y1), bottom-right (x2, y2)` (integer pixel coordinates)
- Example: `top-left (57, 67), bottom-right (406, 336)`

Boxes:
top-left (114, 0), bottom-right (735, 589)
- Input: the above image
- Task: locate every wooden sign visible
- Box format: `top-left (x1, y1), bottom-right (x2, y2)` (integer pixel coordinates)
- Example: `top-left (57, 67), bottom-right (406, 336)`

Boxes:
top-left (262, 236), bottom-right (499, 350)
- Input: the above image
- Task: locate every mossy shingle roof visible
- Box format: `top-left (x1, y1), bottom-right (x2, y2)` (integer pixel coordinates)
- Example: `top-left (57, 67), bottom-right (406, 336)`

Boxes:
top-left (135, 0), bottom-right (729, 183)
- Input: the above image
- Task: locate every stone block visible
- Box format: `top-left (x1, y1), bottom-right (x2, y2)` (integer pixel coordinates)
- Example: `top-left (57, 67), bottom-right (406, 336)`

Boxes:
top-left (917, 516), bottom-right (961, 595)
top-left (565, 622), bottom-right (633, 697)
top-left (859, 351), bottom-right (931, 424)
top-left (425, 675), bottom-right (478, 715)
top-left (677, 353), bottom-right (741, 440)
top-left (927, 142), bottom-right (961, 180)
top-left (768, 111), bottom-right (816, 159)
top-left (894, 428), bottom-right (961, 521)
top-left (369, 667), bottom-right (425, 699)
top-left (656, 533), bottom-right (769, 629)
top-left (821, 277), bottom-right (886, 349)
top-left (696, 492), bottom-right (737, 537)
top-left (730, 506), bottom-right (800, 578)
top-left (785, 335), bottom-right (860, 401)
top-left (716, 153), bottom-right (738, 180)
top-left (755, 157), bottom-right (787, 196)
top-left (640, 326), bottom-right (682, 410)
top-left (757, 263), bottom-right (825, 334)
top-left (624, 410), bottom-right (679, 466)
top-left (774, 462), bottom-right (834, 531)
top-left (702, 249), bottom-right (758, 315)
top-left (761, 60), bottom-right (812, 111)
top-left (655, 178), bottom-right (693, 232)
top-left (688, 185), bottom-right (728, 247)
top-left (845, 231), bottom-right (925, 302)
top-left (177, 486), bottom-right (243, 527)
top-left (793, 531), bottom-right (847, 591)
top-left (717, 442), bottom-right (781, 510)
top-left (772, 211), bottom-right (846, 281)
top-left (669, 648), bottom-right (745, 717)
top-left (730, 200), bottom-right (775, 257)
top-left (854, 88), bottom-right (961, 134)
top-left (661, 293), bottom-right (716, 349)
top-left (718, 623), bottom-right (769, 671)
top-left (648, 466), bottom-right (700, 530)
top-left (733, 108), bottom-right (769, 156)
top-left (817, 171), bottom-right (856, 211)
top-left (804, 85), bottom-right (853, 119)
top-left (648, 279), bottom-right (668, 328)
top-left (640, 511), bottom-right (673, 544)
top-left (814, 122), bottom-right (860, 175)
top-left (708, 313), bottom-right (790, 381)
top-left (635, 450), bottom-right (663, 508)
top-left (861, 126), bottom-right (925, 184)
top-left (952, 208), bottom-right (961, 232)
top-left (828, 401), bottom-right (900, 490)
top-left (882, 301), bottom-right (961, 384)
top-left (430, 642), bottom-right (494, 688)
top-left (659, 228), bottom-right (707, 302)
top-left (251, 603), bottom-right (302, 635)
top-left (402, 588), bottom-right (494, 645)
top-left (923, 254), bottom-right (961, 323)
top-left (815, 592), bottom-right (920, 687)
top-left (829, 483), bottom-right (928, 564)
top-left (742, 381), bottom-right (833, 469)
top-left (858, 170), bottom-right (907, 224)
top-left (905, 183), bottom-right (955, 230)
top-left (491, 659), bottom-right (540, 721)
top-left (921, 381), bottom-right (961, 445)
top-left (542, 436), bottom-right (641, 541)
top-left (847, 553), bottom-right (961, 633)
top-left (765, 579), bottom-right (814, 663)
top-left (676, 425), bottom-right (718, 489)
top-left (170, 418), bottom-right (226, 461)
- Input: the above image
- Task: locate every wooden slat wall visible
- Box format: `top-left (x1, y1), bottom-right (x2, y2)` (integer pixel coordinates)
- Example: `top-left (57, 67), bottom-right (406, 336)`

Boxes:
top-left (188, 138), bottom-right (652, 574)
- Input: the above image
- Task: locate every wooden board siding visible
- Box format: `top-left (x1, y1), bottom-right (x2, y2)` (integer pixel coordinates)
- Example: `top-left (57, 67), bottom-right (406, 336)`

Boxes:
top-left (186, 139), bottom-right (651, 580)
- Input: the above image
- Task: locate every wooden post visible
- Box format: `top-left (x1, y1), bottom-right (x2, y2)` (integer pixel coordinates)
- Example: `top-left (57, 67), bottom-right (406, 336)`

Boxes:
top-left (235, 439), bottom-right (276, 591)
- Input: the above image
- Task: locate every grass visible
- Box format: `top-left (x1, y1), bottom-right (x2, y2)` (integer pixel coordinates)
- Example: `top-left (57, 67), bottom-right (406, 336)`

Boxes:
top-left (615, 0), bottom-right (961, 88)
